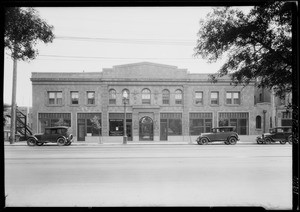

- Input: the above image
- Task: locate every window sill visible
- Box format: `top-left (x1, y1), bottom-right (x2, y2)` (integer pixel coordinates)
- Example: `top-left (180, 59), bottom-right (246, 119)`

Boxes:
top-left (85, 104), bottom-right (97, 107)
top-left (225, 104), bottom-right (241, 106)
top-left (209, 104), bottom-right (220, 107)
top-left (46, 104), bottom-right (64, 107)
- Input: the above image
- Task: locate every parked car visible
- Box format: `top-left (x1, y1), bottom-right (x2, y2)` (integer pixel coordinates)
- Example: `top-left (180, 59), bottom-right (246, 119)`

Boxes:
top-left (256, 126), bottom-right (292, 145)
top-left (196, 126), bottom-right (239, 145)
top-left (27, 126), bottom-right (73, 146)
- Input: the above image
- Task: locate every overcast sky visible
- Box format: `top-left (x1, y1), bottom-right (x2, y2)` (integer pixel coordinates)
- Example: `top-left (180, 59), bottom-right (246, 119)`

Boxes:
top-left (3, 6), bottom-right (252, 107)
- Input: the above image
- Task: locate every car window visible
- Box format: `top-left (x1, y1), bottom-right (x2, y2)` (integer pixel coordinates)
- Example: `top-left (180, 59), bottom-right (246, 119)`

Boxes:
top-left (51, 129), bottom-right (57, 134)
top-left (45, 129), bottom-right (51, 134)
top-left (57, 129), bottom-right (62, 134)
top-left (277, 128), bottom-right (284, 133)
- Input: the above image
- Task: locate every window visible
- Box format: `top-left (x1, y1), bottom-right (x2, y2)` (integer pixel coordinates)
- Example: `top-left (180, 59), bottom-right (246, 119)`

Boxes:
top-left (195, 91), bottom-right (203, 105)
top-left (70, 91), bottom-right (79, 105)
top-left (210, 92), bottom-right (219, 105)
top-left (109, 89), bottom-right (116, 104)
top-left (226, 92), bottom-right (240, 105)
top-left (189, 113), bottom-right (212, 135)
top-left (122, 89), bottom-right (130, 104)
top-left (175, 89), bottom-right (183, 104)
top-left (87, 91), bottom-right (95, 105)
top-left (48, 91), bottom-right (62, 105)
top-left (162, 89), bottom-right (170, 104)
top-left (142, 89), bottom-right (151, 104)
top-left (256, 116), bottom-right (262, 129)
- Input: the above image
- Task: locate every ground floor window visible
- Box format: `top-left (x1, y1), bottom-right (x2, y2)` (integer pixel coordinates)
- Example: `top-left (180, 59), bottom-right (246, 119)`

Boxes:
top-left (160, 113), bottom-right (182, 137)
top-left (281, 112), bottom-right (292, 127)
top-left (109, 113), bottom-right (132, 140)
top-left (189, 113), bottom-right (213, 135)
top-left (38, 113), bottom-right (71, 133)
top-left (219, 112), bottom-right (249, 135)
top-left (77, 113), bottom-right (102, 141)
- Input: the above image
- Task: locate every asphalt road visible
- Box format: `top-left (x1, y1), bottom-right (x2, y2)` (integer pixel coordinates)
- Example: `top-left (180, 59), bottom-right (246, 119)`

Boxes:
top-left (4, 143), bottom-right (292, 209)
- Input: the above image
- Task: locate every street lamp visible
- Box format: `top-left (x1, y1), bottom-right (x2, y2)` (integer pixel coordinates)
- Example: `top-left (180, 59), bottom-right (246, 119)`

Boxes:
top-left (122, 90), bottom-right (129, 144)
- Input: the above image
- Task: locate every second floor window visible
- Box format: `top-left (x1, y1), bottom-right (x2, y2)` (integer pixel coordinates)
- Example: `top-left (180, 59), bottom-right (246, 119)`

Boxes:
top-left (122, 89), bottom-right (130, 104)
top-left (70, 91), bottom-right (79, 105)
top-left (175, 89), bottom-right (183, 104)
top-left (195, 91), bottom-right (203, 105)
top-left (87, 91), bottom-right (95, 105)
top-left (48, 91), bottom-right (62, 105)
top-left (162, 89), bottom-right (170, 104)
top-left (109, 89), bottom-right (116, 104)
top-left (210, 92), bottom-right (219, 105)
top-left (226, 92), bottom-right (240, 105)
top-left (142, 89), bottom-right (151, 104)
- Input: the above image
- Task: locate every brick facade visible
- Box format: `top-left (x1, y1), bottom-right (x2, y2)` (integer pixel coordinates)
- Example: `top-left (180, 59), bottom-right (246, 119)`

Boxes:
top-left (30, 62), bottom-right (289, 142)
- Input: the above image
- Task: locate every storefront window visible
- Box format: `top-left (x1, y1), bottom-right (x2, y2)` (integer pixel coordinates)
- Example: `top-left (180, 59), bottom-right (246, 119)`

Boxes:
top-left (189, 113), bottom-right (212, 135)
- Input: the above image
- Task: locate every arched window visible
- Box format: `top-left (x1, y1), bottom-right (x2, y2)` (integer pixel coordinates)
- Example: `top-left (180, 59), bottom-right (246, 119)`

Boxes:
top-left (142, 89), bottom-right (151, 104)
top-left (162, 89), bottom-right (170, 105)
top-left (256, 115), bottom-right (262, 129)
top-left (122, 89), bottom-right (130, 104)
top-left (109, 89), bottom-right (116, 104)
top-left (175, 89), bottom-right (183, 104)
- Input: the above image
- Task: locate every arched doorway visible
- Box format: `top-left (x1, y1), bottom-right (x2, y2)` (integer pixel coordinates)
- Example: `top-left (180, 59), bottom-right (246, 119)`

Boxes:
top-left (139, 116), bottom-right (153, 141)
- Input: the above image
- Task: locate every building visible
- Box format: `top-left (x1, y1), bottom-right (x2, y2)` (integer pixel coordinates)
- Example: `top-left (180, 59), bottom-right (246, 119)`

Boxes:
top-left (3, 106), bottom-right (33, 141)
top-left (30, 62), bottom-right (292, 142)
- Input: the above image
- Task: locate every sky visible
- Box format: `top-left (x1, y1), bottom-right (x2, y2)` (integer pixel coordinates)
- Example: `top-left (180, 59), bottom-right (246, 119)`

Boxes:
top-left (3, 6), bottom-right (252, 107)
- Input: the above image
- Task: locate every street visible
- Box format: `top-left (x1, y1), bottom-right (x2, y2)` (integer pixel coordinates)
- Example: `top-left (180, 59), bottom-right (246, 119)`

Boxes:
top-left (4, 143), bottom-right (292, 209)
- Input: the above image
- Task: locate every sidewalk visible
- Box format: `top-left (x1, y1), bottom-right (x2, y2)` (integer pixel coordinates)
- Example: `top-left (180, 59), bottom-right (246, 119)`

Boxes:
top-left (4, 135), bottom-right (257, 146)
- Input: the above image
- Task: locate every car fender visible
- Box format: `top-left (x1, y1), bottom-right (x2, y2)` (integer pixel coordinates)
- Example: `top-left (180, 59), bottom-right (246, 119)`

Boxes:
top-left (27, 135), bottom-right (39, 142)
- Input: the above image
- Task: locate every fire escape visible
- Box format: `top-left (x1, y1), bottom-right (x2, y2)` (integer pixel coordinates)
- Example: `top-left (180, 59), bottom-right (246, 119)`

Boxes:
top-left (16, 108), bottom-right (33, 140)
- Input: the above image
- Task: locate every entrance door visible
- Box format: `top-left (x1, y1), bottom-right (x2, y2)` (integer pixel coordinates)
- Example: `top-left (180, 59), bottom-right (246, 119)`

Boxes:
top-left (77, 123), bottom-right (85, 141)
top-left (139, 116), bottom-right (153, 141)
top-left (160, 119), bottom-right (168, 141)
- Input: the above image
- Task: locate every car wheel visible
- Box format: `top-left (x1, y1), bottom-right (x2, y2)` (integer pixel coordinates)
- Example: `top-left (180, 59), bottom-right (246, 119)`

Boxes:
top-left (228, 137), bottom-right (237, 145)
top-left (27, 138), bottom-right (36, 146)
top-left (288, 136), bottom-right (292, 144)
top-left (280, 140), bottom-right (286, 144)
top-left (200, 138), bottom-right (209, 145)
top-left (65, 141), bottom-right (71, 146)
top-left (265, 138), bottom-right (272, 144)
top-left (57, 137), bottom-right (66, 146)
top-left (36, 142), bottom-right (44, 146)
top-left (257, 139), bottom-right (263, 144)
top-left (224, 140), bottom-right (230, 145)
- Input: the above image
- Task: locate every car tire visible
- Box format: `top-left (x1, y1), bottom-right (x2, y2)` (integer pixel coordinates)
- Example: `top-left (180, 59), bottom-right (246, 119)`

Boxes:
top-left (224, 140), bottom-right (230, 145)
top-left (257, 139), bottom-right (263, 144)
top-left (57, 137), bottom-right (66, 146)
top-left (288, 136), bottom-right (292, 144)
top-left (27, 138), bottom-right (36, 146)
top-left (65, 141), bottom-right (71, 146)
top-left (228, 137), bottom-right (237, 145)
top-left (36, 142), bottom-right (44, 146)
top-left (280, 140), bottom-right (286, 144)
top-left (265, 138), bottom-right (272, 144)
top-left (197, 137), bottom-right (208, 145)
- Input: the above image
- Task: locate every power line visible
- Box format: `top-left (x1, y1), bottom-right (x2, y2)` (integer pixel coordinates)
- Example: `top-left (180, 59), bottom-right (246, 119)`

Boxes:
top-left (55, 35), bottom-right (197, 46)
top-left (38, 55), bottom-right (199, 60)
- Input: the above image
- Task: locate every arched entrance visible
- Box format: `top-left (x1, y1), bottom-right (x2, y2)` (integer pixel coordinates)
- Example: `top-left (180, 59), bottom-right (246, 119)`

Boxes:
top-left (139, 116), bottom-right (153, 141)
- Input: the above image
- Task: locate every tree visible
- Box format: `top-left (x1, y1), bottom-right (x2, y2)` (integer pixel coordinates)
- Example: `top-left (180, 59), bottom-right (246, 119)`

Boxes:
top-left (194, 2), bottom-right (293, 98)
top-left (4, 7), bottom-right (54, 143)
top-left (90, 116), bottom-right (102, 144)
top-left (5, 7), bottom-right (54, 60)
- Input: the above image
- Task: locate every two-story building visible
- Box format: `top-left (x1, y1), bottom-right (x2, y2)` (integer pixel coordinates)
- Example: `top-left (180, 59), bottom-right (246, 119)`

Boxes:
top-left (30, 62), bottom-right (291, 142)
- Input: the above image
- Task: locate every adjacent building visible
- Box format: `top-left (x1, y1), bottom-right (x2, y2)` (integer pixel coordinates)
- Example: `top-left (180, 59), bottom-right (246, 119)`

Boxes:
top-left (30, 62), bottom-right (292, 142)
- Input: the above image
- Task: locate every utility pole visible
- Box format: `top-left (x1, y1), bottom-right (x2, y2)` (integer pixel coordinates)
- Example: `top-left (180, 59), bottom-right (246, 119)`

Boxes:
top-left (10, 57), bottom-right (17, 144)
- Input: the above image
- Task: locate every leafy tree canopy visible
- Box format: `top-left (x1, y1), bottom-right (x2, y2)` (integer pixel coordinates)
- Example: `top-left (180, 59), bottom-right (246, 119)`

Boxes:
top-left (4, 7), bottom-right (54, 61)
top-left (194, 1), bottom-right (293, 98)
